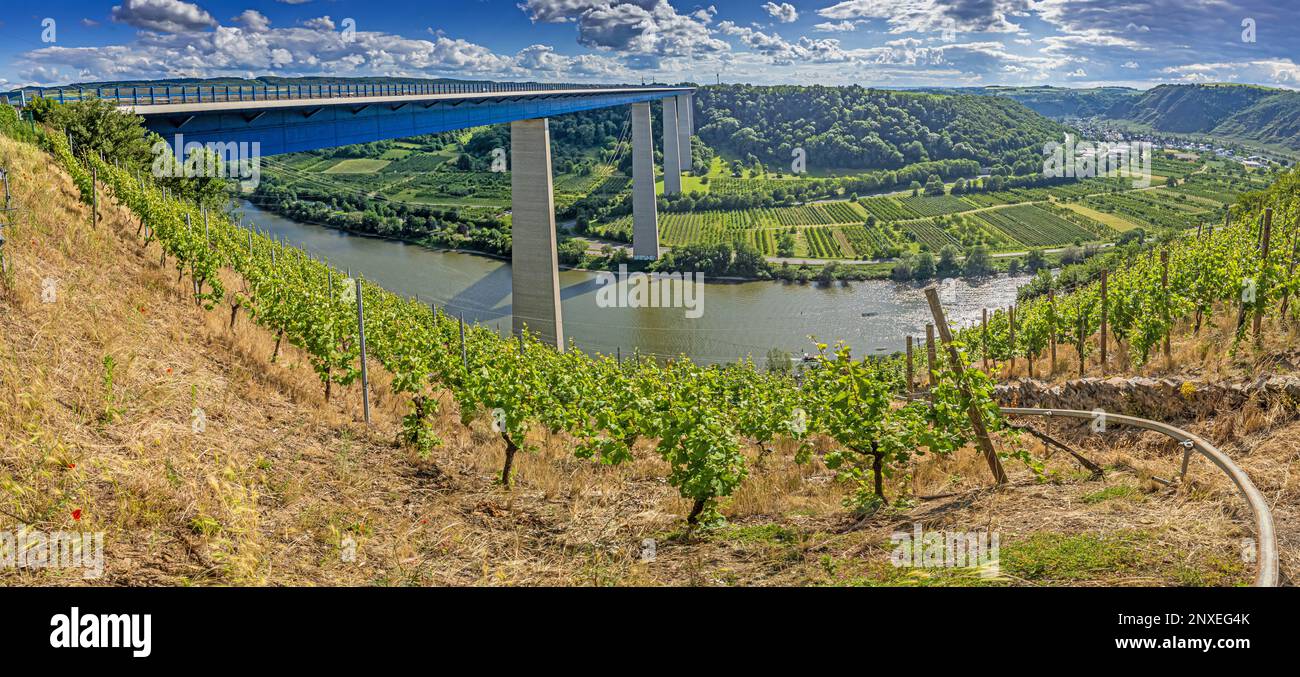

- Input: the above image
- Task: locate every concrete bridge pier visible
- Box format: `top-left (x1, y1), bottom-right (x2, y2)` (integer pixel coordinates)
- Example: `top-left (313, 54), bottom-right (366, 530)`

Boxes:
top-left (662, 97), bottom-right (682, 196)
top-left (630, 102), bottom-right (660, 260)
top-left (510, 118), bottom-right (564, 349)
top-left (676, 93), bottom-right (693, 174)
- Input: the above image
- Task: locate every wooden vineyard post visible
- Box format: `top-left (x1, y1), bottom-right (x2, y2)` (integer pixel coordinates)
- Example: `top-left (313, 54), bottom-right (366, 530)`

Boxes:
top-left (1049, 289), bottom-right (1057, 374)
top-left (905, 336), bottom-right (914, 394)
top-left (1078, 312), bottom-right (1085, 378)
top-left (1254, 208), bottom-right (1273, 343)
top-left (1099, 270), bottom-right (1109, 374)
top-left (981, 308), bottom-right (989, 372)
top-left (91, 165), bottom-right (98, 230)
top-left (1008, 305), bottom-right (1016, 377)
top-left (924, 287), bottom-right (1007, 486)
top-left (1161, 250), bottom-right (1172, 363)
top-left (925, 323), bottom-right (937, 388)
top-left (355, 277), bottom-right (371, 425)
top-left (1279, 225), bottom-right (1300, 323)
top-left (459, 312), bottom-right (468, 369)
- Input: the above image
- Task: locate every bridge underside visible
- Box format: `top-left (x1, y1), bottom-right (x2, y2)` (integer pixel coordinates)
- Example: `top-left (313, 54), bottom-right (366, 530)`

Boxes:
top-left (131, 88), bottom-right (688, 156)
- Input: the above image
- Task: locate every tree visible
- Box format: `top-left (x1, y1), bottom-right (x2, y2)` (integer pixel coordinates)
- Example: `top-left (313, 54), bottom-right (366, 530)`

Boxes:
top-left (891, 259), bottom-right (914, 281)
top-left (937, 245), bottom-right (962, 277)
top-left (924, 174), bottom-right (946, 196)
top-left (777, 230), bottom-right (796, 257)
top-left (1025, 249), bottom-right (1048, 273)
top-left (34, 98), bottom-right (152, 169)
top-left (964, 245), bottom-right (992, 277)
top-left (912, 251), bottom-right (936, 280)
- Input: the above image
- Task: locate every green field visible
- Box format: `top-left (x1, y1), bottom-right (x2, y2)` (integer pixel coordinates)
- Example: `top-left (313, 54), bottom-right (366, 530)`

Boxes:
top-left (975, 205), bottom-right (1102, 248)
top-left (323, 158), bottom-right (392, 174)
top-left (267, 137), bottom-right (1250, 261)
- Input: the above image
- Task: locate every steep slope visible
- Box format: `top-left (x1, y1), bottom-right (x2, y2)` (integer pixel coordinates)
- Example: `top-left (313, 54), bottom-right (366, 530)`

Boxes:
top-left (1100, 83), bottom-right (1300, 150)
top-left (1105, 83), bottom-right (1282, 133)
top-left (0, 129), bottom-right (1290, 587)
top-left (1210, 92), bottom-right (1300, 149)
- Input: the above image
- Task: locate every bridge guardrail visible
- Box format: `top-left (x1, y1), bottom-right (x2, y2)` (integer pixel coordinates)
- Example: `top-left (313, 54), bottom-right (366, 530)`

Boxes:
top-left (2, 82), bottom-right (681, 108)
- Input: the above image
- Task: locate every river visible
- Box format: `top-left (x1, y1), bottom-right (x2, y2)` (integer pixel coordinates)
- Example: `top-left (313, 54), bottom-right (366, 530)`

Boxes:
top-left (237, 200), bottom-right (1032, 364)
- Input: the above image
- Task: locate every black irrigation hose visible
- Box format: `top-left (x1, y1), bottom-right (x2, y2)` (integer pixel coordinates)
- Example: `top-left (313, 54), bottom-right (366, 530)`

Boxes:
top-left (1001, 406), bottom-right (1278, 587)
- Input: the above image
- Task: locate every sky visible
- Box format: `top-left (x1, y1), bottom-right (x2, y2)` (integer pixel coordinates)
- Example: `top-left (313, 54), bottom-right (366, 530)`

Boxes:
top-left (0, 0), bottom-right (1297, 91)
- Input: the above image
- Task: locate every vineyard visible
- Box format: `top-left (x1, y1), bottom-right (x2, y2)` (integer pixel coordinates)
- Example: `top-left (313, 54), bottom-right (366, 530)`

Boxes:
top-left (861, 196), bottom-right (921, 221)
top-left (802, 226), bottom-right (846, 258)
top-left (707, 176), bottom-right (821, 196)
top-left (966, 170), bottom-right (1300, 374)
top-left (1082, 191), bottom-right (1216, 232)
top-left (0, 99), bottom-right (1289, 591)
top-left (897, 194), bottom-right (978, 217)
top-left (974, 205), bottom-right (1103, 248)
top-left (901, 219), bottom-right (962, 250)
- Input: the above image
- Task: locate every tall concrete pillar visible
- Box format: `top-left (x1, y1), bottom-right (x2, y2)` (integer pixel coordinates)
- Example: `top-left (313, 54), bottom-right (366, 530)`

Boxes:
top-left (676, 93), bottom-right (693, 174)
top-left (510, 118), bottom-right (564, 349)
top-left (630, 102), bottom-right (660, 260)
top-left (662, 96), bottom-right (682, 196)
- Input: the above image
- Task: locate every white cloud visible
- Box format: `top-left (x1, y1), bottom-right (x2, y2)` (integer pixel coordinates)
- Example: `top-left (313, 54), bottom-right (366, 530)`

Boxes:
top-left (716, 21), bottom-right (851, 65)
top-left (812, 20), bottom-right (863, 32)
top-left (762, 2), bottom-right (799, 24)
top-left (303, 16), bottom-right (335, 31)
top-left (15, 13), bottom-right (636, 85)
top-left (818, 0), bottom-right (1026, 35)
top-left (518, 0), bottom-right (726, 63)
top-left (233, 10), bottom-right (271, 34)
top-left (110, 0), bottom-right (218, 33)
top-left (1162, 59), bottom-right (1300, 88)
top-left (1121, 60), bottom-right (1138, 69)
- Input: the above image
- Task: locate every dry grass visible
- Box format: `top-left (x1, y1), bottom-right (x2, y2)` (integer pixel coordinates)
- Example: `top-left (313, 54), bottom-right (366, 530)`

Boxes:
top-left (0, 134), bottom-right (1290, 586)
top-left (997, 306), bottom-right (1300, 383)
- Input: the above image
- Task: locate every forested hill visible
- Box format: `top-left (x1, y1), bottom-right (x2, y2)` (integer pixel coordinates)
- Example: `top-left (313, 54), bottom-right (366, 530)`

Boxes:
top-left (914, 85), bottom-right (1142, 118)
top-left (694, 84), bottom-right (1072, 175)
top-left (932, 83), bottom-right (1300, 151)
top-left (1106, 84), bottom-right (1300, 148)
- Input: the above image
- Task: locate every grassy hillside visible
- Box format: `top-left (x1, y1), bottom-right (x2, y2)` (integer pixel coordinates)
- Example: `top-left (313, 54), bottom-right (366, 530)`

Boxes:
top-left (2, 122), bottom-right (1288, 586)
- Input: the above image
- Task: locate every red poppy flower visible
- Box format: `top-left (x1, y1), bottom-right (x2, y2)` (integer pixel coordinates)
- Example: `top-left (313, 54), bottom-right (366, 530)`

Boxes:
top-left (71, 509), bottom-right (82, 521)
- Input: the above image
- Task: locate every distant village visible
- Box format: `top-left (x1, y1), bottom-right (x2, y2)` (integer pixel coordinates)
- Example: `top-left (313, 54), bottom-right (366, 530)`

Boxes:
top-left (1067, 117), bottom-right (1291, 169)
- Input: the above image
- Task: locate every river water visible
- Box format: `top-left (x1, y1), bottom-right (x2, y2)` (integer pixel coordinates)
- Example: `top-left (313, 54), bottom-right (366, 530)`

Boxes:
top-left (237, 200), bottom-right (1031, 364)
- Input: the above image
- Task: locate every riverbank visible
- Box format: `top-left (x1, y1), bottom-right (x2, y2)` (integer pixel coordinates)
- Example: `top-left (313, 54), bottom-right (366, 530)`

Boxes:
top-left (236, 198), bottom-right (1033, 363)
top-left (245, 199), bottom-right (1054, 286)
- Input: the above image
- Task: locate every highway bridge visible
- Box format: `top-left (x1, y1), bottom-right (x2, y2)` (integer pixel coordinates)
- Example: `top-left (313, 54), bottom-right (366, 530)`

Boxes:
top-left (7, 82), bottom-right (696, 348)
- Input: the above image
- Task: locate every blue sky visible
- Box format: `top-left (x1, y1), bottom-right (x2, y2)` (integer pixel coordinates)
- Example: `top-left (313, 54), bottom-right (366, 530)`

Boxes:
top-left (0, 1), bottom-right (1297, 90)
